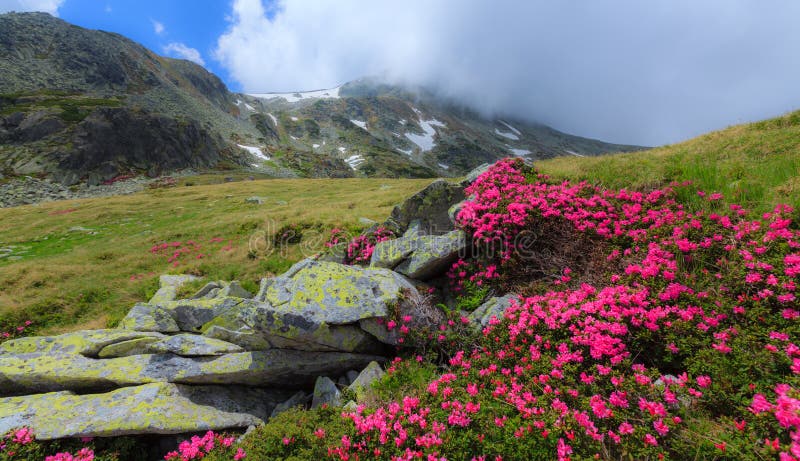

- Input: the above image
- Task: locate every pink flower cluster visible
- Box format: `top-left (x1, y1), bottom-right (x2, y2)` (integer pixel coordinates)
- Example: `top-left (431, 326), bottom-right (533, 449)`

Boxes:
top-left (0, 427), bottom-right (34, 459)
top-left (322, 159), bottom-right (799, 459)
top-left (163, 431), bottom-right (243, 461)
top-left (44, 448), bottom-right (95, 461)
top-left (0, 320), bottom-right (32, 342)
top-left (148, 237), bottom-right (234, 268)
top-left (345, 226), bottom-right (395, 264)
top-left (750, 385), bottom-right (800, 460)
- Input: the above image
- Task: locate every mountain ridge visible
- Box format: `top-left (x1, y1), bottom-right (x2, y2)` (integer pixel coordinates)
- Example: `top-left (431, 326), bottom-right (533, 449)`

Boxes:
top-left (0, 12), bottom-right (642, 186)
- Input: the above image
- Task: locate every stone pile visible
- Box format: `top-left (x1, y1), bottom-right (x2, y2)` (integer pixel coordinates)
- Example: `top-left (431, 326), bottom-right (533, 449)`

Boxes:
top-left (0, 168), bottom-right (516, 441)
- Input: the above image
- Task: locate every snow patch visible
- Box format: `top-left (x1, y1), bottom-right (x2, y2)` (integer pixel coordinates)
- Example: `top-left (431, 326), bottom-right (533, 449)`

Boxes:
top-left (509, 148), bottom-right (531, 157)
top-left (495, 128), bottom-right (519, 141)
top-left (290, 116), bottom-right (299, 122)
top-left (344, 154), bottom-right (365, 170)
top-left (338, 146), bottom-right (347, 153)
top-left (498, 120), bottom-right (521, 136)
top-left (237, 144), bottom-right (270, 161)
top-left (398, 148), bottom-right (413, 156)
top-left (267, 113), bottom-right (278, 126)
top-left (290, 135), bottom-right (298, 140)
top-left (565, 149), bottom-right (586, 157)
top-left (244, 103), bottom-right (255, 112)
top-left (404, 108), bottom-right (446, 152)
top-left (312, 144), bottom-right (320, 149)
top-left (248, 85), bottom-right (341, 103)
top-left (350, 119), bottom-right (367, 130)
top-left (438, 163), bottom-right (450, 170)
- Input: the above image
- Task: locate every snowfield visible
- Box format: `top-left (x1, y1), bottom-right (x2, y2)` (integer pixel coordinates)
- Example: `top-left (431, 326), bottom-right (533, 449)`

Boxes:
top-left (404, 108), bottom-right (446, 152)
top-left (344, 154), bottom-right (365, 170)
top-left (248, 85), bottom-right (341, 103)
top-left (237, 144), bottom-right (270, 161)
top-left (350, 119), bottom-right (367, 130)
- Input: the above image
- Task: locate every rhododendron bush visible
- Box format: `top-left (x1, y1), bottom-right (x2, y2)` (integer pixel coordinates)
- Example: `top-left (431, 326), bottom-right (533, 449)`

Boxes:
top-left (210, 158), bottom-right (798, 460)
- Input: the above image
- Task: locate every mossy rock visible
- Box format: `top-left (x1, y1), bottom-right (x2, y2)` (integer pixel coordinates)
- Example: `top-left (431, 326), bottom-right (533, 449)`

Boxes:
top-left (0, 350), bottom-right (385, 395)
top-left (258, 258), bottom-right (419, 325)
top-left (0, 329), bottom-right (164, 357)
top-left (0, 382), bottom-right (293, 439)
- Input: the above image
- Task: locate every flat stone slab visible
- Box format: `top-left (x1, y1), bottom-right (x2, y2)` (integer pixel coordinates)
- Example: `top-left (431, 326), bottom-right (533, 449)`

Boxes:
top-left (0, 350), bottom-right (384, 395)
top-left (0, 382), bottom-right (292, 439)
top-left (148, 334), bottom-right (243, 356)
top-left (0, 330), bottom-right (165, 357)
top-left (202, 300), bottom-right (386, 353)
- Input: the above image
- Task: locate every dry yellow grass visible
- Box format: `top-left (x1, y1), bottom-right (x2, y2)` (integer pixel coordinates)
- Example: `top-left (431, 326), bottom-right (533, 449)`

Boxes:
top-left (0, 177), bottom-right (432, 334)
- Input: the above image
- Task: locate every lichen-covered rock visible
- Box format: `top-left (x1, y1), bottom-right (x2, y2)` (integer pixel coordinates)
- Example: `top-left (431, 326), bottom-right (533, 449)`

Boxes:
top-left (156, 297), bottom-right (246, 332)
top-left (0, 383), bottom-right (292, 439)
top-left (369, 236), bottom-right (417, 270)
top-left (0, 329), bottom-right (163, 357)
top-left (147, 334), bottom-right (243, 356)
top-left (191, 281), bottom-right (252, 300)
top-left (0, 350), bottom-right (384, 395)
top-left (149, 274), bottom-right (202, 305)
top-left (468, 293), bottom-right (518, 326)
top-left (257, 259), bottom-right (419, 325)
top-left (190, 282), bottom-right (222, 299)
top-left (203, 302), bottom-right (386, 354)
top-left (118, 304), bottom-right (180, 333)
top-left (97, 336), bottom-right (163, 358)
top-left (371, 226), bottom-right (468, 279)
top-left (460, 163), bottom-right (492, 186)
top-left (389, 179), bottom-right (465, 235)
top-left (311, 376), bottom-right (341, 409)
top-left (348, 361), bottom-right (385, 400)
top-left (219, 281), bottom-right (253, 299)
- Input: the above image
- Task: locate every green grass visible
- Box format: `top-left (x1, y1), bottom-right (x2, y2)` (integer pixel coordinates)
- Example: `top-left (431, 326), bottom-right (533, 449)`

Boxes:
top-left (537, 109), bottom-right (800, 214)
top-left (0, 177), bottom-right (432, 334)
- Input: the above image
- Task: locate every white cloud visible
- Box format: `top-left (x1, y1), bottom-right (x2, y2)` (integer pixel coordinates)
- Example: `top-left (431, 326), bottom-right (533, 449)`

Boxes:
top-left (151, 19), bottom-right (165, 35)
top-left (104, 4), bottom-right (111, 13)
top-left (163, 42), bottom-right (206, 66)
top-left (0, 0), bottom-right (65, 15)
top-left (214, 0), bottom-right (800, 145)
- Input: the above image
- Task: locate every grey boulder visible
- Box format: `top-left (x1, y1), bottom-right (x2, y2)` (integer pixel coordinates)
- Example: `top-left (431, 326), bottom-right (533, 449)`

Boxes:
top-left (0, 382), bottom-right (292, 439)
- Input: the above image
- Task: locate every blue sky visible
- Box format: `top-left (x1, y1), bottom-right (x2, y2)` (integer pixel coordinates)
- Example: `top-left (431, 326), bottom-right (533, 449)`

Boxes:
top-left (2, 0), bottom-right (800, 145)
top-left (58, 0), bottom-right (252, 91)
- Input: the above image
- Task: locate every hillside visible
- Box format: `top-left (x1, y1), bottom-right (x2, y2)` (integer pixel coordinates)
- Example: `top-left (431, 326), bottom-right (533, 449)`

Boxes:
top-left (1, 109), bottom-right (799, 460)
top-left (538, 109), bottom-right (800, 214)
top-left (0, 12), bottom-right (639, 189)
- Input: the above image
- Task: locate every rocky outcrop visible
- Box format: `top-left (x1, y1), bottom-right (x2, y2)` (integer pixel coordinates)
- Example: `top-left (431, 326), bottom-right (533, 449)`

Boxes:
top-left (0, 177), bottom-right (498, 440)
top-left (371, 229), bottom-right (468, 280)
top-left (388, 179), bottom-right (465, 235)
top-left (0, 349), bottom-right (383, 395)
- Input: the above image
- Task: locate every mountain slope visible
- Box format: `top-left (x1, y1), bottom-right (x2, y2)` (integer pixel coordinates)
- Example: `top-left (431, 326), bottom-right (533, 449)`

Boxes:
top-left (0, 12), bottom-right (254, 184)
top-left (0, 12), bottom-right (640, 185)
top-left (237, 78), bottom-right (643, 177)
